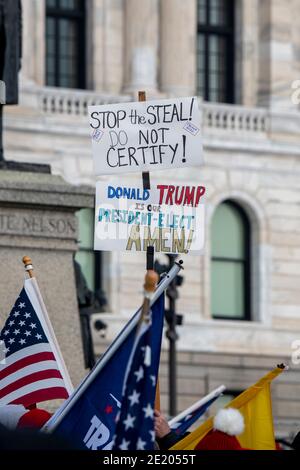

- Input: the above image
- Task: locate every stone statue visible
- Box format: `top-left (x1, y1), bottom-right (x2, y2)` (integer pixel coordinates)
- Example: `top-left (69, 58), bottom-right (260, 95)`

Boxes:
top-left (0, 0), bottom-right (49, 172)
top-left (0, 0), bottom-right (22, 161)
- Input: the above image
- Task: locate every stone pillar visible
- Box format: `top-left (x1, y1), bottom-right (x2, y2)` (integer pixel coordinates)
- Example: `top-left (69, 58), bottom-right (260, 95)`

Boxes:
top-left (160, 0), bottom-right (197, 97)
top-left (292, 0), bottom-right (300, 85)
top-left (257, 0), bottom-right (294, 109)
top-left (235, 0), bottom-right (259, 106)
top-left (89, 0), bottom-right (124, 94)
top-left (87, 0), bottom-right (105, 92)
top-left (21, 0), bottom-right (45, 87)
top-left (0, 171), bottom-right (94, 387)
top-left (124, 0), bottom-right (159, 95)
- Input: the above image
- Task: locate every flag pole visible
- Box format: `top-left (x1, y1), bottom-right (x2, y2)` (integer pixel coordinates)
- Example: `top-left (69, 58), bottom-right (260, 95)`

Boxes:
top-left (22, 256), bottom-right (36, 409)
top-left (23, 256), bottom-right (34, 279)
top-left (140, 269), bottom-right (159, 324)
top-left (44, 260), bottom-right (183, 432)
top-left (141, 270), bottom-right (161, 410)
top-left (140, 269), bottom-right (161, 410)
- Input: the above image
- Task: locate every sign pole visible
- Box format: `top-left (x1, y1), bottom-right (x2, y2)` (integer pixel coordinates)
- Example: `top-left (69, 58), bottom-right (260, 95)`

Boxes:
top-left (138, 91), bottom-right (150, 192)
top-left (138, 90), bottom-right (154, 271)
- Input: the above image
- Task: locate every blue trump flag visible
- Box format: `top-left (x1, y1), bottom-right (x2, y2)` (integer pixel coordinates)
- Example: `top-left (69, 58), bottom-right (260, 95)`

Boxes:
top-left (113, 315), bottom-right (157, 450)
top-left (45, 295), bottom-right (164, 450)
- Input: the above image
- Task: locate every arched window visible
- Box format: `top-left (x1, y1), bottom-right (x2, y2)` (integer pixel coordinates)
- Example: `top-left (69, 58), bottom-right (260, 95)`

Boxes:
top-left (211, 200), bottom-right (251, 320)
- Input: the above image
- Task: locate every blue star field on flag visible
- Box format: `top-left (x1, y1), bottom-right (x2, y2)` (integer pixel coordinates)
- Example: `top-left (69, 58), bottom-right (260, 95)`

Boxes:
top-left (0, 288), bottom-right (47, 358)
top-left (112, 317), bottom-right (157, 451)
top-left (170, 395), bottom-right (221, 436)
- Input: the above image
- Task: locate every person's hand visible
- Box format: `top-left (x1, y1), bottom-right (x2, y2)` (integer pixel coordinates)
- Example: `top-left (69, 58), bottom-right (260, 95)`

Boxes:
top-left (154, 410), bottom-right (171, 439)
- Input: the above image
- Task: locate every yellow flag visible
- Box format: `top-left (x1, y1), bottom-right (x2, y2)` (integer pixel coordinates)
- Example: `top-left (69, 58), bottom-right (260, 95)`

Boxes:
top-left (171, 366), bottom-right (285, 450)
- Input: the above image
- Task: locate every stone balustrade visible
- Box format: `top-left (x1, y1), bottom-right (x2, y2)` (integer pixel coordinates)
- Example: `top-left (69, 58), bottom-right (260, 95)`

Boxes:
top-left (28, 86), bottom-right (270, 138)
top-left (38, 86), bottom-right (130, 116)
top-left (202, 102), bottom-right (269, 136)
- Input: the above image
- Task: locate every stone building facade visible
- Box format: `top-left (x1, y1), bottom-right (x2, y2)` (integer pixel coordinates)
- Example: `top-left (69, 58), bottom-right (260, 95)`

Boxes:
top-left (2, 0), bottom-right (300, 438)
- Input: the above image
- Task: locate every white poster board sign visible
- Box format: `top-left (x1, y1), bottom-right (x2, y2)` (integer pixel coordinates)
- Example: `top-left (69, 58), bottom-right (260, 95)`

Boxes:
top-left (94, 181), bottom-right (206, 255)
top-left (89, 97), bottom-right (203, 176)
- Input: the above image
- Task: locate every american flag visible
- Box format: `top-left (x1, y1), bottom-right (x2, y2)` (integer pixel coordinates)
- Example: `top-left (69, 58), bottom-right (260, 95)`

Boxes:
top-left (112, 317), bottom-right (157, 451)
top-left (0, 279), bottom-right (72, 407)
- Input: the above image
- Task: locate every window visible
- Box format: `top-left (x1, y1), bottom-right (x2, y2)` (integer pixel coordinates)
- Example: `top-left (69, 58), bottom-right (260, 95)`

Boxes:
top-left (75, 209), bottom-right (103, 299)
top-left (75, 209), bottom-right (107, 370)
top-left (197, 0), bottom-right (234, 103)
top-left (211, 201), bottom-right (251, 320)
top-left (46, 0), bottom-right (85, 88)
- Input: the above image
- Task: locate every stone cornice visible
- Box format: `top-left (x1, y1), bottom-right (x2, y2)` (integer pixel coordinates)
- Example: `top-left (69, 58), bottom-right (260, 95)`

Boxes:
top-left (0, 171), bottom-right (94, 209)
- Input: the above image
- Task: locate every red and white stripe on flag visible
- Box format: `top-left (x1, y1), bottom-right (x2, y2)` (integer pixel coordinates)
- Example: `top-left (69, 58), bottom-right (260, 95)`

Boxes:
top-left (0, 278), bottom-right (73, 407)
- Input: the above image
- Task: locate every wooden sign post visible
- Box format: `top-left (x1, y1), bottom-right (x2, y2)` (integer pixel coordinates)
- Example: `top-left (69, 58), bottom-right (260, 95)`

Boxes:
top-left (138, 90), bottom-right (154, 271)
top-left (138, 91), bottom-right (150, 191)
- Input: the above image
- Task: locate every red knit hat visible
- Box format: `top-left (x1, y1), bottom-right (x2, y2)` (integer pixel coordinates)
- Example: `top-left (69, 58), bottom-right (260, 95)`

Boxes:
top-left (196, 430), bottom-right (245, 450)
top-left (195, 408), bottom-right (247, 451)
top-left (0, 405), bottom-right (51, 430)
top-left (18, 408), bottom-right (52, 429)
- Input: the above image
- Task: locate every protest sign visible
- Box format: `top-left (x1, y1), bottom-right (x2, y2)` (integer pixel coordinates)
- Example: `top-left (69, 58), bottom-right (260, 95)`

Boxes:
top-left (94, 181), bottom-right (206, 255)
top-left (89, 97), bottom-right (203, 176)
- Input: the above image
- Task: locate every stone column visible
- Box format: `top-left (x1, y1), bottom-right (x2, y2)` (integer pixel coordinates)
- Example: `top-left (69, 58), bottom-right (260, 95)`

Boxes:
top-left (235, 0), bottom-right (259, 106)
top-left (21, 0), bottom-right (45, 87)
top-left (87, 0), bottom-right (105, 92)
top-left (160, 0), bottom-right (197, 97)
top-left (292, 0), bottom-right (300, 87)
top-left (257, 0), bottom-right (294, 109)
top-left (123, 0), bottom-right (159, 95)
top-left (90, 0), bottom-right (124, 94)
